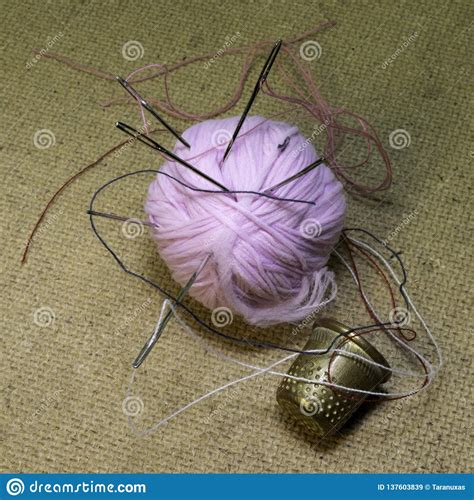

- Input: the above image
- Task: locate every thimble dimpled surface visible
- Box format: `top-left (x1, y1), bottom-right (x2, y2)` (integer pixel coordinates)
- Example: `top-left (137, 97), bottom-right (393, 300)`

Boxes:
top-left (276, 318), bottom-right (391, 437)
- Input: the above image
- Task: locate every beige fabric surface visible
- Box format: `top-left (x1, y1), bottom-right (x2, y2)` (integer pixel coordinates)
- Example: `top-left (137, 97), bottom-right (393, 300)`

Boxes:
top-left (0, 0), bottom-right (473, 473)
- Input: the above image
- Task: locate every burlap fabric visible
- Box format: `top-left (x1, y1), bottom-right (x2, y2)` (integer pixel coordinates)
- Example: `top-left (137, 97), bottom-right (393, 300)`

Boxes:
top-left (1, 0), bottom-right (472, 473)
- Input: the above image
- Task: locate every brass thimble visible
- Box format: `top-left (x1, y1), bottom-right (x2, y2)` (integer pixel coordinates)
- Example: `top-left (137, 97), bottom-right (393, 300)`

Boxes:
top-left (277, 318), bottom-right (391, 437)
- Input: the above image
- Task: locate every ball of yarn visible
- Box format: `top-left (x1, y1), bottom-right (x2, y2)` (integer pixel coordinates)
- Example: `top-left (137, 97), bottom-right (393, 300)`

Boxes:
top-left (145, 116), bottom-right (346, 326)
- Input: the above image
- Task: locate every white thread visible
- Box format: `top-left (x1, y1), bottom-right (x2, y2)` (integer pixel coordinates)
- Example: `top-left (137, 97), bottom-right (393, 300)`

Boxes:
top-left (333, 249), bottom-right (435, 380)
top-left (169, 302), bottom-right (431, 397)
top-left (125, 237), bottom-right (441, 435)
top-left (348, 236), bottom-right (442, 373)
top-left (126, 339), bottom-right (295, 437)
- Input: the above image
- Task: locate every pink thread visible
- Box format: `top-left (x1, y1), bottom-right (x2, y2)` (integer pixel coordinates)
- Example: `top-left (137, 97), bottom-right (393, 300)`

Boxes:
top-left (145, 116), bottom-right (346, 326)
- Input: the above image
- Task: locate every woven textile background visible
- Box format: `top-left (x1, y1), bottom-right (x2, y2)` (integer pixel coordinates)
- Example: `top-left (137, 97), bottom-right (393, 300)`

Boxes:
top-left (1, 0), bottom-right (472, 473)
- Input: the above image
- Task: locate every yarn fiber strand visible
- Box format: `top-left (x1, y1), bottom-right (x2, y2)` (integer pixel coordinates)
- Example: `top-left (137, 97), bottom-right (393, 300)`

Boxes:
top-left (145, 116), bottom-right (346, 326)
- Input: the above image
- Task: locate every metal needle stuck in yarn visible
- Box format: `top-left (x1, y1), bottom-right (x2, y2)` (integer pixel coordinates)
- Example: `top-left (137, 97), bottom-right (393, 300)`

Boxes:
top-left (116, 75), bottom-right (190, 148)
top-left (222, 39), bottom-right (282, 163)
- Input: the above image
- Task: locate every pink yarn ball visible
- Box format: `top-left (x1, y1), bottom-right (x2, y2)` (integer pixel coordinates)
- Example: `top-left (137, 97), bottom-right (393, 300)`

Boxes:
top-left (145, 116), bottom-right (346, 326)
